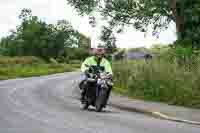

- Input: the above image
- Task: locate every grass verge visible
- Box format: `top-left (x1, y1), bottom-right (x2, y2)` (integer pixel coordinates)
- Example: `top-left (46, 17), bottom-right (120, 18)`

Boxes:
top-left (113, 59), bottom-right (200, 109)
top-left (0, 63), bottom-right (80, 80)
top-left (0, 56), bottom-right (80, 80)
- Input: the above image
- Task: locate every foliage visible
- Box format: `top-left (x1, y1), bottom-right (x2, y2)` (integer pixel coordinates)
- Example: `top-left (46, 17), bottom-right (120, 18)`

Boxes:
top-left (66, 0), bottom-right (174, 35)
top-left (0, 63), bottom-right (78, 80)
top-left (0, 8), bottom-right (90, 61)
top-left (0, 56), bottom-right (44, 65)
top-left (113, 58), bottom-right (200, 108)
top-left (150, 43), bottom-right (200, 70)
top-left (0, 56), bottom-right (80, 80)
top-left (63, 48), bottom-right (90, 61)
top-left (77, 33), bottom-right (91, 49)
top-left (66, 0), bottom-right (200, 48)
top-left (99, 26), bottom-right (117, 54)
top-left (179, 0), bottom-right (200, 48)
top-left (113, 45), bottom-right (200, 108)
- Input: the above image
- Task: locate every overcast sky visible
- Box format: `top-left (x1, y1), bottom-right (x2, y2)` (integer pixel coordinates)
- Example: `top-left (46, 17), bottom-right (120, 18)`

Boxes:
top-left (0, 0), bottom-right (177, 48)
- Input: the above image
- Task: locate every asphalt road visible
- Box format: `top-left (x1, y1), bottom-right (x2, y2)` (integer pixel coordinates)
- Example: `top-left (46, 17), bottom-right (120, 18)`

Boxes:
top-left (0, 72), bottom-right (199, 133)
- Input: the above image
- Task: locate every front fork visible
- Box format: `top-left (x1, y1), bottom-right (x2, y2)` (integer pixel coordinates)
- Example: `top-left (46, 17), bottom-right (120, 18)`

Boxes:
top-left (96, 84), bottom-right (101, 97)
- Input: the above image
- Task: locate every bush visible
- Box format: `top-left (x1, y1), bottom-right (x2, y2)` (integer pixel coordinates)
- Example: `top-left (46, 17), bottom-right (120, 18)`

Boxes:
top-left (64, 48), bottom-right (89, 61)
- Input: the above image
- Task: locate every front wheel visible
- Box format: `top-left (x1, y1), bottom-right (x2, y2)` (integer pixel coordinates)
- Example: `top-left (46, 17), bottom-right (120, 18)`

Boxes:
top-left (95, 89), bottom-right (107, 112)
top-left (81, 102), bottom-right (89, 110)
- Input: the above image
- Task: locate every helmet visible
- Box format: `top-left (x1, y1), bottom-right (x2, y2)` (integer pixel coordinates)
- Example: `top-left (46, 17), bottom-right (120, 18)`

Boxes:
top-left (92, 48), bottom-right (105, 55)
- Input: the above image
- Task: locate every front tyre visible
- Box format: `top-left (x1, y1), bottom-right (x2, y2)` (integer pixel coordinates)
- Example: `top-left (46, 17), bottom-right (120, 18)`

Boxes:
top-left (95, 89), bottom-right (107, 112)
top-left (81, 102), bottom-right (89, 110)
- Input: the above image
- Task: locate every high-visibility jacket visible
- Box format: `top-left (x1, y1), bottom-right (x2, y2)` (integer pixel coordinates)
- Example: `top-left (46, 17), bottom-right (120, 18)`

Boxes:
top-left (81, 56), bottom-right (113, 75)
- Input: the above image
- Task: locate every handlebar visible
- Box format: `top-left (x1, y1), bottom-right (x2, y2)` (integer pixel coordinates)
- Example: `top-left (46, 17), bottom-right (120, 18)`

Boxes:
top-left (84, 64), bottom-right (112, 79)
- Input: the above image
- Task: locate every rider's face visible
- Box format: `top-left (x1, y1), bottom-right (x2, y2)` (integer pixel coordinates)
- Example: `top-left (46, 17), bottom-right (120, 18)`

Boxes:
top-left (95, 54), bottom-right (103, 60)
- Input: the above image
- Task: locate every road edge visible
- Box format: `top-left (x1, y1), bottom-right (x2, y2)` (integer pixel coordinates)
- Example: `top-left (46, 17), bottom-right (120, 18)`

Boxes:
top-left (109, 102), bottom-right (200, 126)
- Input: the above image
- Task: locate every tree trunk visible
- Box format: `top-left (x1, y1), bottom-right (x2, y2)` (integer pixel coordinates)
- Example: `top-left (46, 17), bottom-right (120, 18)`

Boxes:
top-left (169, 0), bottom-right (184, 39)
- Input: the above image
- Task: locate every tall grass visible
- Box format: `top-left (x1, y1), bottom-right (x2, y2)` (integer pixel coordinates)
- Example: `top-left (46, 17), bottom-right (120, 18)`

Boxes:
top-left (0, 56), bottom-right (43, 65)
top-left (113, 58), bottom-right (200, 108)
top-left (0, 56), bottom-right (80, 80)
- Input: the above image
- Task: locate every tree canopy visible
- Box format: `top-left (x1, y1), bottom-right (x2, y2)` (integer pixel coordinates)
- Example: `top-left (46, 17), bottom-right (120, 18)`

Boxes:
top-left (66, 0), bottom-right (200, 48)
top-left (0, 8), bottom-right (90, 61)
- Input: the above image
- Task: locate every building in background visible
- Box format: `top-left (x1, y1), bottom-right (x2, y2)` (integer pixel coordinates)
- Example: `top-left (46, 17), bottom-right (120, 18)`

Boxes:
top-left (112, 48), bottom-right (152, 61)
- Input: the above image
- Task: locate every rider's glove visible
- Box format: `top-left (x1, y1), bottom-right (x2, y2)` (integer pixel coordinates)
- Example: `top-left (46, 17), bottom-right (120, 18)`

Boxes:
top-left (84, 69), bottom-right (90, 75)
top-left (84, 69), bottom-right (93, 78)
top-left (106, 72), bottom-right (113, 80)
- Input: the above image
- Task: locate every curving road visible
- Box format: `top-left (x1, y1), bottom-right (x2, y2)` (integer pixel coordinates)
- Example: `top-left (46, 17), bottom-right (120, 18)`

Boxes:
top-left (0, 72), bottom-right (199, 133)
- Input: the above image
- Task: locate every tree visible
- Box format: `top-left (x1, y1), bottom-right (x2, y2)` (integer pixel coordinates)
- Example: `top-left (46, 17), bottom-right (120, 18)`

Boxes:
top-left (66, 0), bottom-right (200, 48)
top-left (0, 9), bottom-right (65, 58)
top-left (0, 8), bottom-right (91, 61)
top-left (77, 33), bottom-right (91, 49)
top-left (100, 26), bottom-right (117, 54)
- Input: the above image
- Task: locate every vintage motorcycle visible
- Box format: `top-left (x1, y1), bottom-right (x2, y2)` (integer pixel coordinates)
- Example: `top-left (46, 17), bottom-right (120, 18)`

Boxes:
top-left (80, 64), bottom-right (113, 112)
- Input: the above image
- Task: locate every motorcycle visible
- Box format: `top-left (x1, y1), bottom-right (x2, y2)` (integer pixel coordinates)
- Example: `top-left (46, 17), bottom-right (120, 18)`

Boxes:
top-left (81, 64), bottom-right (113, 112)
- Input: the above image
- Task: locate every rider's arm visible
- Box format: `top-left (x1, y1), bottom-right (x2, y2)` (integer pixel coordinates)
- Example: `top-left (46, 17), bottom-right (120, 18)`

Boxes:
top-left (81, 59), bottom-right (88, 73)
top-left (81, 57), bottom-right (90, 73)
top-left (104, 59), bottom-right (113, 75)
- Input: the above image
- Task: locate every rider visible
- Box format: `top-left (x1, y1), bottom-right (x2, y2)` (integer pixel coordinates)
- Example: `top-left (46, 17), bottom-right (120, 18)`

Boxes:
top-left (79, 47), bottom-right (113, 104)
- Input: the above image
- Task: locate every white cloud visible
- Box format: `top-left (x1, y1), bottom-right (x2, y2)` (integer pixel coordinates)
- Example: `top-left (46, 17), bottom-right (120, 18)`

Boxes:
top-left (0, 0), bottom-right (177, 48)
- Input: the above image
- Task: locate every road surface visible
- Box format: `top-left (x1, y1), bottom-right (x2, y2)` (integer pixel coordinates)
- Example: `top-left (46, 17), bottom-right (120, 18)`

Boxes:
top-left (0, 72), bottom-right (199, 133)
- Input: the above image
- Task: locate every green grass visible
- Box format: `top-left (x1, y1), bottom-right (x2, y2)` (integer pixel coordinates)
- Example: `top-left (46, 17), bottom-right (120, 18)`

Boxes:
top-left (0, 63), bottom-right (80, 80)
top-left (0, 56), bottom-right (44, 65)
top-left (113, 59), bottom-right (200, 109)
top-left (0, 56), bottom-right (80, 80)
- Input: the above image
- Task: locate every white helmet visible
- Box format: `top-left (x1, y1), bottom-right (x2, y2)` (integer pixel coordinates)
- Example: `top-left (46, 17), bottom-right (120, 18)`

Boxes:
top-left (92, 48), bottom-right (105, 55)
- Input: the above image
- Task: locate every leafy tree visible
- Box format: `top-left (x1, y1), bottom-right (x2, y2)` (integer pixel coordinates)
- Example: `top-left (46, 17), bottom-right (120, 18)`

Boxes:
top-left (66, 0), bottom-right (200, 48)
top-left (77, 33), bottom-right (91, 49)
top-left (0, 8), bottom-right (91, 61)
top-left (100, 26), bottom-right (117, 54)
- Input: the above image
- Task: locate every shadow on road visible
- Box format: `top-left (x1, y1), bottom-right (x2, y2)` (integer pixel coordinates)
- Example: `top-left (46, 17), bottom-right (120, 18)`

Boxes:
top-left (81, 107), bottom-right (120, 114)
